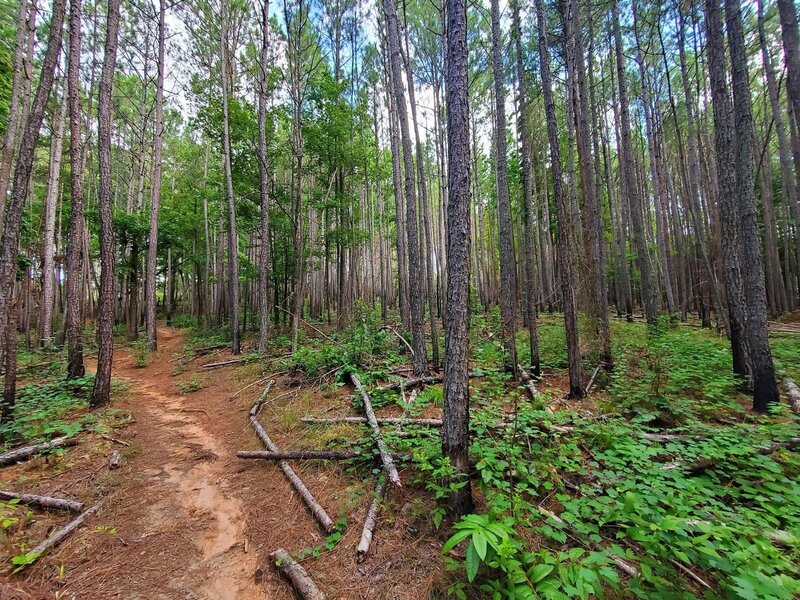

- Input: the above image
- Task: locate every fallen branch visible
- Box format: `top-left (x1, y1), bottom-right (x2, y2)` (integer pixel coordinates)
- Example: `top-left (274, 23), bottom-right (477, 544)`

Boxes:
top-left (0, 436), bottom-right (78, 467)
top-left (538, 506), bottom-right (639, 578)
top-left (585, 364), bottom-right (603, 394)
top-left (237, 450), bottom-right (358, 460)
top-left (0, 491), bottom-right (83, 512)
top-left (356, 477), bottom-right (387, 563)
top-left (375, 375), bottom-right (442, 392)
top-left (22, 502), bottom-right (102, 566)
top-left (231, 370), bottom-right (291, 399)
top-left (349, 373), bottom-right (401, 487)
top-left (301, 416), bottom-right (443, 427)
top-left (100, 434), bottom-right (130, 446)
top-left (202, 358), bottom-right (248, 369)
top-left (270, 548), bottom-right (326, 600)
top-left (381, 325), bottom-right (414, 356)
top-left (249, 382), bottom-right (335, 533)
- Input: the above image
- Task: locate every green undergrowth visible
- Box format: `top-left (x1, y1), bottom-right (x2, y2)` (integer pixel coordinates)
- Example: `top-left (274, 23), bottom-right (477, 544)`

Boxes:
top-left (380, 323), bottom-right (800, 599)
top-left (0, 375), bottom-right (129, 448)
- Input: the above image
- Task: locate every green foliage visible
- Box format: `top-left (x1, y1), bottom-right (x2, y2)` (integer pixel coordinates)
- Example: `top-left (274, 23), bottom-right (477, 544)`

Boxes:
top-left (0, 376), bottom-right (96, 443)
top-left (176, 374), bottom-right (204, 394)
top-left (430, 323), bottom-right (800, 599)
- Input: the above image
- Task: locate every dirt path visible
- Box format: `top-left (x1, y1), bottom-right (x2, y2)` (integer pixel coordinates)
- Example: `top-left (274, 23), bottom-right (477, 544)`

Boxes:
top-left (56, 328), bottom-right (279, 599)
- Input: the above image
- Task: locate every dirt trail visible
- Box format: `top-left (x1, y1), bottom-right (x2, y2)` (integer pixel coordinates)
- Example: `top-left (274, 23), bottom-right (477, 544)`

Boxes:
top-left (57, 328), bottom-right (279, 599)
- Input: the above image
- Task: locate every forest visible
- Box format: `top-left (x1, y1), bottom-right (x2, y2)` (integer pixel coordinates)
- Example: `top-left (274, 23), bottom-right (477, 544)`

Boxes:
top-left (0, 0), bottom-right (799, 595)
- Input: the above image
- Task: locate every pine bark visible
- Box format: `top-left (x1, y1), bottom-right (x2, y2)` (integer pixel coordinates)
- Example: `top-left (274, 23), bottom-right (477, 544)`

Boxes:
top-left (145, 0), bottom-right (165, 351)
top-left (442, 0), bottom-right (474, 517)
top-left (535, 0), bottom-right (584, 397)
top-left (91, 0), bottom-right (121, 407)
top-left (0, 0), bottom-right (65, 370)
top-left (511, 0), bottom-right (540, 376)
top-left (490, 0), bottom-right (519, 378)
top-left (725, 0), bottom-right (779, 411)
top-left (383, 0), bottom-right (428, 375)
top-left (703, 0), bottom-right (749, 377)
top-left (257, 0), bottom-right (271, 355)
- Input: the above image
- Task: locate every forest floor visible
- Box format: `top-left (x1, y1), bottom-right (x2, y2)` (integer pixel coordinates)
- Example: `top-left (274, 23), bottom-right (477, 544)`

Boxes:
top-left (1, 316), bottom-right (799, 599)
top-left (0, 326), bottom-right (447, 599)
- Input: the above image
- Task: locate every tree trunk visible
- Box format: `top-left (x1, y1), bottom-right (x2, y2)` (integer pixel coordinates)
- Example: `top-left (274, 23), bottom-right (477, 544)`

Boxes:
top-left (91, 0), bottom-right (120, 408)
top-left (0, 0), bottom-right (65, 370)
top-left (257, 0), bottom-right (271, 355)
top-left (220, 0), bottom-right (240, 355)
top-left (535, 0), bottom-right (584, 398)
top-left (612, 0), bottom-right (658, 324)
top-left (39, 87), bottom-right (67, 346)
top-left (490, 0), bottom-right (519, 378)
top-left (511, 0), bottom-right (540, 376)
top-left (145, 0), bottom-right (166, 351)
top-left (383, 0), bottom-right (428, 375)
top-left (724, 0), bottom-right (779, 411)
top-left (442, 0), bottom-right (474, 517)
top-left (703, 0), bottom-right (749, 378)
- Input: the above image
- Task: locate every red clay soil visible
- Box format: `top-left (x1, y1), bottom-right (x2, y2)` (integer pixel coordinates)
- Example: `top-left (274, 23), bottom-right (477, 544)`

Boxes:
top-left (0, 327), bottom-right (445, 599)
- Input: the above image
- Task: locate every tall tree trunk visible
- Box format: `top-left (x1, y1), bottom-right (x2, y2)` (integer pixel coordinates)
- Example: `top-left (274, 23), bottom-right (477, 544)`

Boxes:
top-left (145, 0), bottom-right (165, 351)
top-left (91, 0), bottom-right (120, 407)
top-left (633, 0), bottom-right (676, 316)
top-left (612, 0), bottom-right (658, 324)
top-left (512, 0), bottom-right (540, 377)
top-left (220, 1), bottom-right (240, 355)
top-left (724, 0), bottom-right (779, 411)
top-left (535, 0), bottom-right (584, 397)
top-left (490, 0), bottom-right (519, 378)
top-left (257, 0), bottom-right (271, 355)
top-left (442, 0), bottom-right (473, 518)
top-left (64, 0), bottom-right (85, 378)
top-left (703, 0), bottom-right (749, 377)
top-left (39, 88), bottom-right (67, 346)
top-left (0, 0), bottom-right (65, 376)
top-left (383, 0), bottom-right (428, 375)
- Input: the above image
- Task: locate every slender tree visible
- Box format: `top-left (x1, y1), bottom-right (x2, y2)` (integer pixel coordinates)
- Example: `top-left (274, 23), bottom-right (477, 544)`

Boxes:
top-left (442, 0), bottom-right (473, 517)
top-left (535, 0), bottom-right (584, 397)
top-left (489, 0), bottom-right (519, 378)
top-left (724, 0), bottom-right (779, 411)
top-left (257, 0), bottom-right (272, 355)
top-left (92, 0), bottom-right (121, 407)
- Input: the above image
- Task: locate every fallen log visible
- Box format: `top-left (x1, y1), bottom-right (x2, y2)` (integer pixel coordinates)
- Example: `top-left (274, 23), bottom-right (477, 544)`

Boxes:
top-left (0, 491), bottom-right (83, 512)
top-left (782, 375), bottom-right (800, 416)
top-left (375, 375), bottom-right (442, 391)
top-left (237, 450), bottom-right (358, 461)
top-left (0, 435), bottom-right (79, 467)
top-left (22, 502), bottom-right (102, 566)
top-left (100, 433), bottom-right (130, 446)
top-left (249, 382), bottom-right (335, 533)
top-left (349, 373), bottom-right (401, 487)
top-left (356, 477), bottom-right (387, 563)
top-left (202, 357), bottom-right (248, 369)
top-left (301, 416), bottom-right (443, 427)
top-left (270, 548), bottom-right (326, 600)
